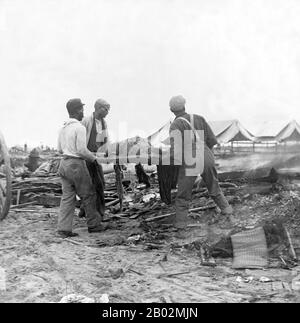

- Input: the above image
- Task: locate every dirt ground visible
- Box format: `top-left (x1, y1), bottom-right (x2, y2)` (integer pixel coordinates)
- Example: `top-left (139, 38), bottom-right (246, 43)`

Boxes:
top-left (1, 177), bottom-right (300, 303)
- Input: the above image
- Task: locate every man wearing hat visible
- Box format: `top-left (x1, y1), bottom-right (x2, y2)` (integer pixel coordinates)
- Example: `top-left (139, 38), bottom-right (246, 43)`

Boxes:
top-left (25, 148), bottom-right (41, 172)
top-left (81, 99), bottom-right (111, 219)
top-left (57, 98), bottom-right (108, 237)
top-left (82, 98), bottom-right (110, 152)
top-left (168, 95), bottom-right (233, 230)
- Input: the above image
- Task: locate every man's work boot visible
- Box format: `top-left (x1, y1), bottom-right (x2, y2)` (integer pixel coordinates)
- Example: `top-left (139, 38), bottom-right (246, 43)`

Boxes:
top-left (58, 231), bottom-right (79, 238)
top-left (211, 193), bottom-right (233, 215)
top-left (165, 213), bottom-right (189, 230)
top-left (88, 222), bottom-right (109, 233)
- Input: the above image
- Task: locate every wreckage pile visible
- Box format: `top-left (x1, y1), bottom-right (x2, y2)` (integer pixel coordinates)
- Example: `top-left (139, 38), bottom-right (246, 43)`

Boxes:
top-left (7, 155), bottom-right (300, 272)
top-left (11, 177), bottom-right (62, 208)
top-left (10, 175), bottom-right (129, 210)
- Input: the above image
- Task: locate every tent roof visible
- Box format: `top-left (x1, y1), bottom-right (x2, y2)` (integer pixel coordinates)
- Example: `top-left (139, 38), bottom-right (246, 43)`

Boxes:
top-left (147, 119), bottom-right (255, 146)
top-left (249, 120), bottom-right (290, 139)
top-left (147, 120), bottom-right (172, 147)
top-left (208, 120), bottom-right (255, 143)
top-left (276, 120), bottom-right (300, 142)
top-left (247, 120), bottom-right (300, 142)
top-left (208, 120), bottom-right (234, 137)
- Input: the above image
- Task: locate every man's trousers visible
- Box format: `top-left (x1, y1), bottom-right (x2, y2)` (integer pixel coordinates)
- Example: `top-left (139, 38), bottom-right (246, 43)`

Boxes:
top-left (58, 158), bottom-right (103, 232)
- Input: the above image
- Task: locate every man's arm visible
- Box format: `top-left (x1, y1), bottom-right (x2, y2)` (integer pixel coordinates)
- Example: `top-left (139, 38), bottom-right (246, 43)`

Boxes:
top-left (103, 120), bottom-right (110, 145)
top-left (75, 126), bottom-right (97, 162)
top-left (202, 117), bottom-right (218, 149)
top-left (57, 131), bottom-right (63, 154)
top-left (81, 115), bottom-right (92, 143)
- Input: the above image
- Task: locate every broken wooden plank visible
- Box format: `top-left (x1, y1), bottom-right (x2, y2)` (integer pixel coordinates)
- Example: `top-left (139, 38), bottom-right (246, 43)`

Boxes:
top-left (31, 273), bottom-right (49, 282)
top-left (108, 214), bottom-right (127, 220)
top-left (145, 204), bottom-right (216, 222)
top-left (187, 224), bottom-right (202, 228)
top-left (284, 227), bottom-right (298, 261)
top-left (106, 199), bottom-right (120, 207)
top-left (127, 268), bottom-right (144, 276)
top-left (105, 197), bottom-right (118, 202)
top-left (16, 189), bottom-right (21, 205)
top-left (11, 209), bottom-right (41, 213)
top-left (145, 212), bottom-right (175, 222)
top-left (10, 201), bottom-right (36, 209)
top-left (189, 205), bottom-right (216, 212)
top-left (157, 270), bottom-right (193, 279)
top-left (157, 266), bottom-right (210, 279)
top-left (219, 182), bottom-right (238, 188)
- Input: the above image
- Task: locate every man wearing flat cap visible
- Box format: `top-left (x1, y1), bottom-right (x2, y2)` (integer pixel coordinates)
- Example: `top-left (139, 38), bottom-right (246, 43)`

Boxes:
top-left (81, 99), bottom-right (111, 219)
top-left (82, 98), bottom-right (110, 152)
top-left (168, 95), bottom-right (233, 230)
top-left (57, 98), bottom-right (108, 237)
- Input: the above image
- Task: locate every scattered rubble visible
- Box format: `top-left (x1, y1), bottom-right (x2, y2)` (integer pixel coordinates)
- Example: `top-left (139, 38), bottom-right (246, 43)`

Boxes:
top-left (2, 154), bottom-right (300, 303)
top-left (59, 294), bottom-right (95, 303)
top-left (59, 293), bottom-right (109, 303)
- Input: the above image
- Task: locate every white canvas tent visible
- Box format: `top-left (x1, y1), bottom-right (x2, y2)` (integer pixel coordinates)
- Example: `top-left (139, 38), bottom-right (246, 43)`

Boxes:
top-left (248, 120), bottom-right (300, 143)
top-left (249, 120), bottom-right (288, 142)
top-left (208, 120), bottom-right (255, 144)
top-left (147, 119), bottom-right (255, 146)
top-left (275, 120), bottom-right (300, 142)
top-left (147, 120), bottom-right (172, 147)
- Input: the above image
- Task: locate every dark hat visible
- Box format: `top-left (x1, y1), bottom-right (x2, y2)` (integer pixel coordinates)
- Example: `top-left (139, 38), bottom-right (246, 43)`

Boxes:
top-left (66, 98), bottom-right (85, 114)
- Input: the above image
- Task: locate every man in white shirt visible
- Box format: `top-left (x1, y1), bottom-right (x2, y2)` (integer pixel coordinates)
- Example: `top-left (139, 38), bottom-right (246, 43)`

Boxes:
top-left (57, 98), bottom-right (108, 237)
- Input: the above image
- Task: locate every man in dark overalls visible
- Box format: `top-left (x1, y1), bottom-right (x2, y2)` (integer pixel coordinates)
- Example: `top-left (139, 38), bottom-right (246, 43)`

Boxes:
top-left (81, 99), bottom-right (110, 225)
top-left (169, 95), bottom-right (233, 229)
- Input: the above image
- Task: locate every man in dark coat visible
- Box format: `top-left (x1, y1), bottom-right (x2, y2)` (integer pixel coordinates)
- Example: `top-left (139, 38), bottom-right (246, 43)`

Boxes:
top-left (168, 95), bottom-right (233, 229)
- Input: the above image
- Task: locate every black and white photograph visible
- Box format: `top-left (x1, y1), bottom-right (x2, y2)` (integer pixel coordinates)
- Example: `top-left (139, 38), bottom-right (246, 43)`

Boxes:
top-left (0, 0), bottom-right (300, 305)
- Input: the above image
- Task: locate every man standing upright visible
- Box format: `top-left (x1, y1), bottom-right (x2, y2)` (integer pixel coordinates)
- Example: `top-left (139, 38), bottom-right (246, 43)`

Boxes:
top-left (82, 98), bottom-right (110, 152)
top-left (81, 98), bottom-right (111, 218)
top-left (168, 95), bottom-right (233, 230)
top-left (57, 98), bottom-right (108, 237)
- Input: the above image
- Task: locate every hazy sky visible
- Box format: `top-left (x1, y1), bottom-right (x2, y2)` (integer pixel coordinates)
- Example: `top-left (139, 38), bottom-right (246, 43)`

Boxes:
top-left (1, 0), bottom-right (300, 147)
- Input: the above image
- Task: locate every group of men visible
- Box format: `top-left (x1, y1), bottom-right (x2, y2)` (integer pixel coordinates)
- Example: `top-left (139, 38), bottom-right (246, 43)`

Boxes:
top-left (57, 96), bottom-right (232, 238)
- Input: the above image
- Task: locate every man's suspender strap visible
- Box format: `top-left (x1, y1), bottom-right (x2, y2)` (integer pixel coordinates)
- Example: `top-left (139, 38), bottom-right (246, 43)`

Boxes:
top-left (176, 114), bottom-right (202, 142)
